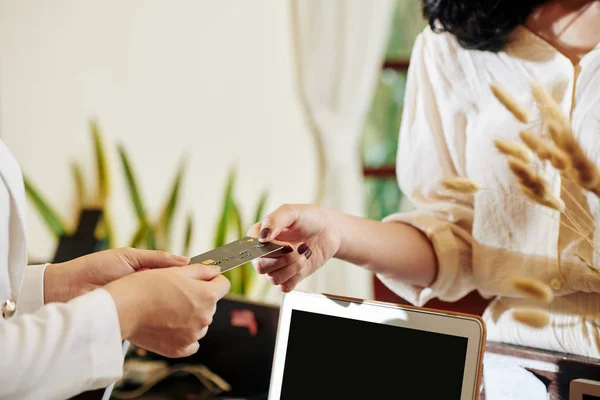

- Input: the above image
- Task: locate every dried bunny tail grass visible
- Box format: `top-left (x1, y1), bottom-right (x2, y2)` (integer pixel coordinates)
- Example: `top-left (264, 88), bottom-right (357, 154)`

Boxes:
top-left (490, 83), bottom-right (531, 123)
top-left (546, 119), bottom-right (569, 149)
top-left (548, 147), bottom-right (570, 171)
top-left (512, 277), bottom-right (554, 303)
top-left (440, 177), bottom-right (482, 194)
top-left (562, 137), bottom-right (600, 192)
top-left (494, 139), bottom-right (533, 162)
top-left (508, 157), bottom-right (546, 197)
top-left (521, 185), bottom-right (565, 211)
top-left (519, 130), bottom-right (570, 171)
top-left (530, 82), bottom-right (570, 131)
top-left (549, 119), bottom-right (600, 191)
top-left (507, 157), bottom-right (565, 211)
top-left (519, 130), bottom-right (550, 158)
top-left (512, 308), bottom-right (550, 328)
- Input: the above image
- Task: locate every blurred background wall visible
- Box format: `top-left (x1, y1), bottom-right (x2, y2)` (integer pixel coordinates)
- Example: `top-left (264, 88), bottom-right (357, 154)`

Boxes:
top-left (0, 0), bottom-right (425, 301)
top-left (0, 0), bottom-right (314, 261)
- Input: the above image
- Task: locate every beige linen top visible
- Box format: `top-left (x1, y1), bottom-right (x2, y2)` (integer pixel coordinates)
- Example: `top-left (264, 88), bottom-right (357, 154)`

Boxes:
top-left (378, 26), bottom-right (600, 358)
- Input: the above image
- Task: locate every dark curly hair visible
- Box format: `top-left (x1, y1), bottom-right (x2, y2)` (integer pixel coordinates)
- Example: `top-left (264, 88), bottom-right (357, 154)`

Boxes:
top-left (422, 0), bottom-right (548, 52)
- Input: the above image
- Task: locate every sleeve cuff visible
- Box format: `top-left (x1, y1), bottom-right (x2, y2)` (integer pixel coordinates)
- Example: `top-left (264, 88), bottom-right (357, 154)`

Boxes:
top-left (68, 288), bottom-right (124, 388)
top-left (15, 264), bottom-right (48, 316)
top-left (377, 212), bottom-right (468, 306)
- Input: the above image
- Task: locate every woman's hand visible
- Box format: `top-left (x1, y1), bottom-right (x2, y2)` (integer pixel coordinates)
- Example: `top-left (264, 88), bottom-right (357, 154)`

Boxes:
top-left (105, 264), bottom-right (230, 358)
top-left (44, 248), bottom-right (190, 304)
top-left (247, 204), bottom-right (343, 292)
top-left (249, 203), bottom-right (439, 291)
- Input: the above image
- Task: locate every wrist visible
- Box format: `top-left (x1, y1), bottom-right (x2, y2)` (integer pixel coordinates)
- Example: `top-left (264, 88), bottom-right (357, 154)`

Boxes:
top-left (43, 263), bottom-right (75, 304)
top-left (323, 208), bottom-right (346, 259)
top-left (105, 280), bottom-right (139, 340)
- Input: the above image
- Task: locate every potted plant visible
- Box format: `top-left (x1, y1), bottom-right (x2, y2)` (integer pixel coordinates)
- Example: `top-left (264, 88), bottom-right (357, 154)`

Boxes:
top-left (24, 120), bottom-right (114, 263)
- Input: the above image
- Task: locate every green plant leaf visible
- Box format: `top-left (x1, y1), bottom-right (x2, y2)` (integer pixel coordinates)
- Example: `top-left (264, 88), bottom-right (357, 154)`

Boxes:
top-left (214, 167), bottom-right (250, 295)
top-left (70, 161), bottom-right (86, 209)
top-left (214, 168), bottom-right (237, 248)
top-left (129, 223), bottom-right (145, 248)
top-left (230, 199), bottom-right (258, 295)
top-left (144, 224), bottom-right (157, 250)
top-left (156, 158), bottom-right (186, 251)
top-left (91, 120), bottom-right (110, 206)
top-left (223, 267), bottom-right (244, 295)
top-left (118, 145), bottom-right (148, 224)
top-left (118, 145), bottom-right (156, 249)
top-left (241, 262), bottom-right (256, 297)
top-left (183, 213), bottom-right (194, 256)
top-left (253, 189), bottom-right (269, 224)
top-left (101, 207), bottom-right (115, 249)
top-left (23, 176), bottom-right (68, 238)
top-left (230, 200), bottom-right (244, 240)
top-left (227, 201), bottom-right (246, 295)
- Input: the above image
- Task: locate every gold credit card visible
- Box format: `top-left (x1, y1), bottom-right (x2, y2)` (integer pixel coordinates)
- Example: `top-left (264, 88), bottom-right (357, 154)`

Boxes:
top-left (190, 236), bottom-right (283, 273)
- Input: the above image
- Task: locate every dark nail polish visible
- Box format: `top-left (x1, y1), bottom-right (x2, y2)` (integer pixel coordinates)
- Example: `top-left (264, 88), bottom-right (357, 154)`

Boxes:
top-left (259, 228), bottom-right (272, 240)
top-left (281, 246), bottom-right (293, 254)
top-left (298, 243), bottom-right (309, 255)
top-left (305, 249), bottom-right (313, 259)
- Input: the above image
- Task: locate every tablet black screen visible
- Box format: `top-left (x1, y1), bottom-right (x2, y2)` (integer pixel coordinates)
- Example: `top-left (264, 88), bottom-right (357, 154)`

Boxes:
top-left (279, 310), bottom-right (469, 399)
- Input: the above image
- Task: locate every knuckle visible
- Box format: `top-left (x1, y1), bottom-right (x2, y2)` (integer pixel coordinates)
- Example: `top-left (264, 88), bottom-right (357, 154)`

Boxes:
top-left (158, 250), bottom-right (169, 259)
top-left (118, 246), bottom-right (133, 254)
top-left (182, 329), bottom-right (197, 344)
top-left (255, 260), bottom-right (269, 274)
top-left (283, 253), bottom-right (297, 266)
top-left (198, 314), bottom-right (213, 327)
top-left (279, 203), bottom-right (293, 214)
top-left (205, 289), bottom-right (219, 303)
top-left (261, 215), bottom-right (274, 227)
top-left (163, 347), bottom-right (180, 358)
top-left (280, 284), bottom-right (292, 292)
top-left (196, 326), bottom-right (209, 341)
top-left (270, 274), bottom-right (282, 285)
top-left (173, 349), bottom-right (186, 358)
top-left (172, 347), bottom-right (190, 358)
top-left (221, 277), bottom-right (231, 292)
top-left (282, 280), bottom-right (298, 292)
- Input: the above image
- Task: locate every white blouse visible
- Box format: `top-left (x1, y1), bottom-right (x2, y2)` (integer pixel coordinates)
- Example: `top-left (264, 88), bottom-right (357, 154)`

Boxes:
top-left (0, 139), bottom-right (123, 399)
top-left (378, 26), bottom-right (600, 358)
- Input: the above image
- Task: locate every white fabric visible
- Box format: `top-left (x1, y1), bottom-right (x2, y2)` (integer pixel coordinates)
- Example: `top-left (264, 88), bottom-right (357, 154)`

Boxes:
top-left (0, 139), bottom-right (124, 399)
top-left (378, 26), bottom-right (600, 358)
top-left (483, 352), bottom-right (552, 400)
top-left (289, 0), bottom-right (395, 299)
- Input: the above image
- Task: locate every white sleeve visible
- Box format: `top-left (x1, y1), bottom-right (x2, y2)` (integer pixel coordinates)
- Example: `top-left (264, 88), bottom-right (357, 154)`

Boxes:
top-left (14, 264), bottom-right (47, 315)
top-left (377, 31), bottom-right (476, 306)
top-left (0, 288), bottom-right (124, 400)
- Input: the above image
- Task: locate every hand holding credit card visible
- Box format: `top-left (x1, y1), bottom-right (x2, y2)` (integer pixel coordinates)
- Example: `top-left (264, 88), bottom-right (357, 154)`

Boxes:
top-left (190, 236), bottom-right (283, 273)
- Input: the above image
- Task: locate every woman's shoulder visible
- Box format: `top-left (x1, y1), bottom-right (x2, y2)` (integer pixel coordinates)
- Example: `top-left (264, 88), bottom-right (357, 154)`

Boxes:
top-left (413, 25), bottom-right (504, 105)
top-left (419, 25), bottom-right (459, 50)
top-left (412, 26), bottom-right (479, 97)
top-left (417, 25), bottom-right (467, 66)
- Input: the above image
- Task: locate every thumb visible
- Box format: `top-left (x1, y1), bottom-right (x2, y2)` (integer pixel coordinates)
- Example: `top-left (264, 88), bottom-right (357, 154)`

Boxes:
top-left (177, 264), bottom-right (221, 280)
top-left (120, 248), bottom-right (190, 270)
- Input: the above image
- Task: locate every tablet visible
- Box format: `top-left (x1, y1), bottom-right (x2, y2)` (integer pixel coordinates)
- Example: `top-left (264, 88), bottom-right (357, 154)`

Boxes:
top-left (268, 291), bottom-right (485, 400)
top-left (571, 379), bottom-right (600, 399)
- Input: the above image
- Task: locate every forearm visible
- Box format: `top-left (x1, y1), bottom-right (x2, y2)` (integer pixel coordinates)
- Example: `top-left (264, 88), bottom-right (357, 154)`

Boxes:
top-left (329, 210), bottom-right (438, 288)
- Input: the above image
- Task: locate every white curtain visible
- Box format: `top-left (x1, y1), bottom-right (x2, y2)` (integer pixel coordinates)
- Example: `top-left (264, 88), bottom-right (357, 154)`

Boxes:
top-left (288, 0), bottom-right (396, 299)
